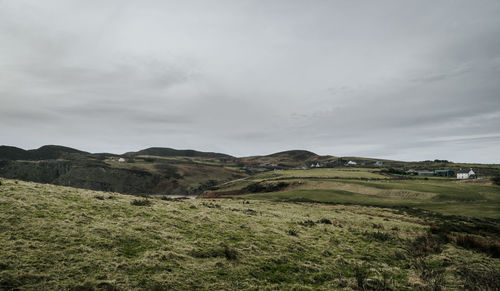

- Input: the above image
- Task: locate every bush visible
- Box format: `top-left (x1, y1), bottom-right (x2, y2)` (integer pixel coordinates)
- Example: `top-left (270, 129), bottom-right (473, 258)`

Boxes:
top-left (189, 244), bottom-right (238, 261)
top-left (131, 199), bottom-right (152, 206)
top-left (223, 244), bottom-right (239, 260)
top-left (353, 263), bottom-right (371, 290)
top-left (244, 182), bottom-right (289, 193)
top-left (318, 218), bottom-right (332, 224)
top-left (412, 258), bottom-right (446, 290)
top-left (298, 220), bottom-right (316, 227)
top-left (287, 229), bottom-right (298, 236)
top-left (454, 235), bottom-right (500, 258)
top-left (491, 176), bottom-right (500, 186)
top-left (365, 231), bottom-right (392, 242)
top-left (412, 234), bottom-right (442, 256)
top-left (458, 266), bottom-right (500, 290)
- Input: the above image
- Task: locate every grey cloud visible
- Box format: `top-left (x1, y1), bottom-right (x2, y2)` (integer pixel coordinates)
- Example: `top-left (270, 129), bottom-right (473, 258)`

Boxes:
top-left (1, 0), bottom-right (500, 162)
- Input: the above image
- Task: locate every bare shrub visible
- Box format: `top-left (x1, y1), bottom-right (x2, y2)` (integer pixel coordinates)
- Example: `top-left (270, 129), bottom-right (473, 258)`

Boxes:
top-left (131, 199), bottom-right (152, 206)
top-left (454, 235), bottom-right (500, 258)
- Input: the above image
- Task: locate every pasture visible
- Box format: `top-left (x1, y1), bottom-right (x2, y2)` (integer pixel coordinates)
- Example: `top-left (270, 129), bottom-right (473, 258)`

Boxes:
top-left (0, 178), bottom-right (499, 290)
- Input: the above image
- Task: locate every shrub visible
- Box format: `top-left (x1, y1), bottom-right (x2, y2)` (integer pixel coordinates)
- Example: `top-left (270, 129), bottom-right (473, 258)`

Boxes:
top-left (223, 244), bottom-right (239, 260)
top-left (412, 258), bottom-right (446, 290)
top-left (364, 231), bottom-right (392, 242)
top-left (458, 266), bottom-right (500, 290)
top-left (412, 234), bottom-right (442, 256)
top-left (189, 244), bottom-right (238, 261)
top-left (298, 220), bottom-right (316, 227)
top-left (244, 182), bottom-right (289, 193)
top-left (454, 235), bottom-right (500, 258)
top-left (131, 199), bottom-right (152, 206)
top-left (244, 209), bottom-right (257, 215)
top-left (491, 176), bottom-right (500, 186)
top-left (353, 263), bottom-right (371, 290)
top-left (318, 218), bottom-right (332, 224)
top-left (287, 229), bottom-right (298, 236)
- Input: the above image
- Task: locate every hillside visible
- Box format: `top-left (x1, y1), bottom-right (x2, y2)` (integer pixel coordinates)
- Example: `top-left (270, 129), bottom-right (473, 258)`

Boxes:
top-left (0, 145), bottom-right (246, 196)
top-left (237, 150), bottom-right (333, 168)
top-left (0, 145), bottom-right (88, 160)
top-left (203, 168), bottom-right (500, 218)
top-left (2, 145), bottom-right (500, 198)
top-left (1, 178), bottom-right (499, 290)
top-left (126, 147), bottom-right (234, 159)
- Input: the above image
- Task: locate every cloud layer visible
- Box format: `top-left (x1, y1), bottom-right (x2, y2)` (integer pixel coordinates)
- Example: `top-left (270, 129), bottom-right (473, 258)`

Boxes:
top-left (1, 0), bottom-right (500, 162)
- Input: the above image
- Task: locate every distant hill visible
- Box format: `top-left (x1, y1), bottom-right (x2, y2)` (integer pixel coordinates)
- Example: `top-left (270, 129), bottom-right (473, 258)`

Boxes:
top-left (237, 150), bottom-right (333, 168)
top-left (0, 145), bottom-right (88, 160)
top-left (267, 150), bottom-right (318, 161)
top-left (2, 144), bottom-right (500, 197)
top-left (0, 145), bottom-right (242, 196)
top-left (0, 146), bottom-right (29, 160)
top-left (125, 147), bottom-right (234, 159)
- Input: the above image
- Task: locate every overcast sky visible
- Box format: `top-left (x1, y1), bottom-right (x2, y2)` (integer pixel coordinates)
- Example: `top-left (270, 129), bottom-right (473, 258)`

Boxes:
top-left (1, 1), bottom-right (500, 162)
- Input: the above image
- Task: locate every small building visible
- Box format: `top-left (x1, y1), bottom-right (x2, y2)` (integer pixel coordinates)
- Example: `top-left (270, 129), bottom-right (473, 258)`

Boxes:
top-left (346, 161), bottom-right (357, 166)
top-left (457, 168), bottom-right (476, 179)
top-left (374, 161), bottom-right (384, 167)
top-left (118, 157), bottom-right (126, 163)
top-left (434, 170), bottom-right (455, 177)
top-left (406, 169), bottom-right (418, 175)
top-left (417, 170), bottom-right (434, 176)
top-left (310, 162), bottom-right (321, 168)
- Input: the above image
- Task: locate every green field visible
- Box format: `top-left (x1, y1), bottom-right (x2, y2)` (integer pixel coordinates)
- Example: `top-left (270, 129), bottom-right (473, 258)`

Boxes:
top-left (264, 168), bottom-right (387, 179)
top-left (1, 178), bottom-right (499, 290)
top-left (210, 168), bottom-right (500, 219)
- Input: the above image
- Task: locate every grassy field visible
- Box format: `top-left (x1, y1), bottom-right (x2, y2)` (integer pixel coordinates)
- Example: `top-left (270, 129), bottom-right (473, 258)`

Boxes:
top-left (209, 168), bottom-right (500, 219)
top-left (266, 168), bottom-right (387, 179)
top-left (1, 178), bottom-right (499, 290)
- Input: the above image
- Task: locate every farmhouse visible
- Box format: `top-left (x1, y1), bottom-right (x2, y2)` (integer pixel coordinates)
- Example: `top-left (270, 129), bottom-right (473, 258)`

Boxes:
top-left (457, 169), bottom-right (476, 179)
top-left (118, 158), bottom-right (126, 163)
top-left (346, 161), bottom-right (357, 166)
top-left (374, 161), bottom-right (384, 167)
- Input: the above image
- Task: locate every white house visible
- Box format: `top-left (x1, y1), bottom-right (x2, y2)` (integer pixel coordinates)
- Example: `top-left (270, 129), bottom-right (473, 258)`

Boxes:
top-left (346, 161), bottom-right (357, 166)
top-left (374, 161), bottom-right (384, 167)
top-left (457, 168), bottom-right (476, 179)
top-left (118, 157), bottom-right (126, 163)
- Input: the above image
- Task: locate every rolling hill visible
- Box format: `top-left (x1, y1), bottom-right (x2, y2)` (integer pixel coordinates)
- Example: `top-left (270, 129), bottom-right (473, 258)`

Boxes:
top-left (1, 144), bottom-right (500, 199)
top-left (125, 147), bottom-right (234, 159)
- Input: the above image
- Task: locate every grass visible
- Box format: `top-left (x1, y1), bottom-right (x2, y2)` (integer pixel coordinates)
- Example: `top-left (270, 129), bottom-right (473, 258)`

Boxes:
top-left (259, 168), bottom-right (388, 179)
top-left (1, 178), bottom-right (499, 290)
top-left (238, 184), bottom-right (500, 219)
top-left (211, 168), bottom-right (500, 219)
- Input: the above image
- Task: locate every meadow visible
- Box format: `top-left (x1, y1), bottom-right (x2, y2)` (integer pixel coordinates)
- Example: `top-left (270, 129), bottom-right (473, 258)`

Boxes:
top-left (1, 178), bottom-right (499, 290)
top-left (212, 168), bottom-right (500, 219)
